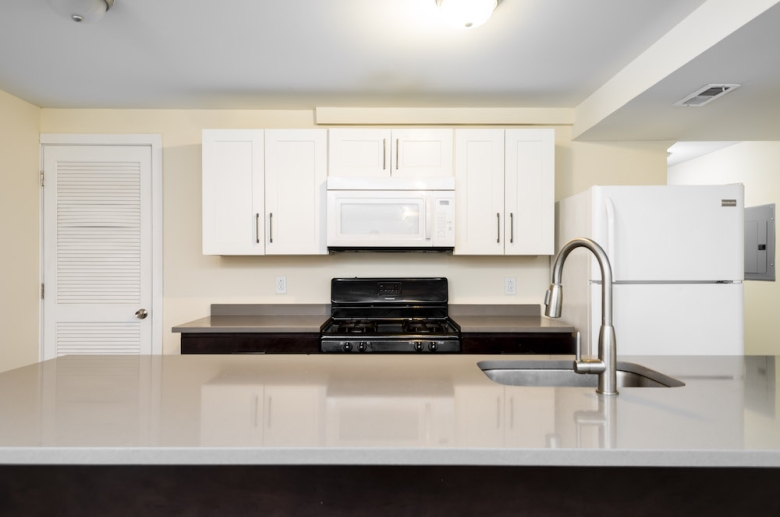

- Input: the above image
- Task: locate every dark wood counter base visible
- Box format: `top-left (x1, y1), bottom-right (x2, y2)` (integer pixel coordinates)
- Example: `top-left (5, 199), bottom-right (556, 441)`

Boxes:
top-left (461, 332), bottom-right (574, 354)
top-left (1, 465), bottom-right (777, 516)
top-left (181, 332), bottom-right (574, 354)
top-left (180, 332), bottom-right (320, 354)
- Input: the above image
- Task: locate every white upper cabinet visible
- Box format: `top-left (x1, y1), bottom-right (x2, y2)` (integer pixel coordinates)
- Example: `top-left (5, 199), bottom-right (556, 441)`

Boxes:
top-left (454, 129), bottom-right (505, 255)
top-left (505, 129), bottom-right (555, 255)
top-left (328, 128), bottom-right (453, 178)
top-left (328, 128), bottom-right (392, 177)
top-left (202, 129), bottom-right (265, 255)
top-left (454, 128), bottom-right (555, 256)
top-left (264, 129), bottom-right (328, 255)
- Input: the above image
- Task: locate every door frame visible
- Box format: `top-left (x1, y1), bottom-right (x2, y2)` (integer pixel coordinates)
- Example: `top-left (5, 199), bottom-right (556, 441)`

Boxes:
top-left (39, 134), bottom-right (164, 358)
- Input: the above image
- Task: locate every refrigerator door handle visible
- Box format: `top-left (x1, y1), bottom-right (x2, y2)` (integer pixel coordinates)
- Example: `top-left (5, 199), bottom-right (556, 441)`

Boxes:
top-left (605, 197), bottom-right (616, 272)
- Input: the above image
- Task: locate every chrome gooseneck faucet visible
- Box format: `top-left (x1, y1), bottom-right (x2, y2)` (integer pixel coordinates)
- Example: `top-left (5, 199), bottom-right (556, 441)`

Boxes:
top-left (544, 238), bottom-right (618, 396)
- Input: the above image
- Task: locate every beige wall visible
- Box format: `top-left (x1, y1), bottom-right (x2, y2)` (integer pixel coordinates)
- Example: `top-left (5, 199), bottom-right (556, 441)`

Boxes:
top-left (669, 141), bottom-right (780, 355)
top-left (38, 108), bottom-right (668, 355)
top-left (0, 90), bottom-right (41, 372)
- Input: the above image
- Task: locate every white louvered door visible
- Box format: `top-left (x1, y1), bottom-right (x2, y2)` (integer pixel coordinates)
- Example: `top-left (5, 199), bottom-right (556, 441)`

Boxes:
top-left (43, 145), bottom-right (153, 358)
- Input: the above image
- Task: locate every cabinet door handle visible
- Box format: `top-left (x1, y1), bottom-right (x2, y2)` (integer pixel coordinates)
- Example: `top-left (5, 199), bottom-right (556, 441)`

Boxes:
top-left (255, 213), bottom-right (260, 244)
top-left (496, 213), bottom-right (500, 243)
top-left (269, 213), bottom-right (273, 244)
top-left (395, 139), bottom-right (399, 170)
top-left (383, 139), bottom-right (387, 170)
top-left (510, 213), bottom-right (514, 244)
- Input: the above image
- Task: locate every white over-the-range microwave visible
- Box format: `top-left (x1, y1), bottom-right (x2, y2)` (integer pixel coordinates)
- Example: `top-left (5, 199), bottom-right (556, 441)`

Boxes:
top-left (326, 177), bottom-right (456, 251)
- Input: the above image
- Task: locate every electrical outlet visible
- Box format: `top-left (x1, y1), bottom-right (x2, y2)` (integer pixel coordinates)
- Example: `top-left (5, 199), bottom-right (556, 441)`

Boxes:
top-left (275, 276), bottom-right (287, 294)
top-left (504, 277), bottom-right (516, 295)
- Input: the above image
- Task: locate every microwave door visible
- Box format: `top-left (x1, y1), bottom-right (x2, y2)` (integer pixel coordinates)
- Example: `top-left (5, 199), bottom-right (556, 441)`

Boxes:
top-left (327, 191), bottom-right (431, 248)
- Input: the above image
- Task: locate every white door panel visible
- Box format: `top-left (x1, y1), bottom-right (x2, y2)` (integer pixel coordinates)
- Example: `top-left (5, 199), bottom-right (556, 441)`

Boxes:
top-left (328, 129), bottom-right (391, 177)
top-left (453, 129), bottom-right (505, 255)
top-left (43, 145), bottom-right (154, 358)
top-left (590, 283), bottom-right (743, 356)
top-left (590, 185), bottom-right (744, 282)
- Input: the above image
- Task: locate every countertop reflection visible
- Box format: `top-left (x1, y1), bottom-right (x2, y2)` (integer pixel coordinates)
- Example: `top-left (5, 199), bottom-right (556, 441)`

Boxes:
top-left (0, 354), bottom-right (778, 466)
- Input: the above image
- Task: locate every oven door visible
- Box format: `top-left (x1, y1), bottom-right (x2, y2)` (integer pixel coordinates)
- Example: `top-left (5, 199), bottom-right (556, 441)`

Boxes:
top-left (327, 190), bottom-right (435, 248)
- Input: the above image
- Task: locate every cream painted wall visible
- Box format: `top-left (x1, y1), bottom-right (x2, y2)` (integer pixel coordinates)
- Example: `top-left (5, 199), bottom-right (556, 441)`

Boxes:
top-left (39, 108), bottom-right (668, 354)
top-left (669, 141), bottom-right (780, 355)
top-left (0, 90), bottom-right (41, 372)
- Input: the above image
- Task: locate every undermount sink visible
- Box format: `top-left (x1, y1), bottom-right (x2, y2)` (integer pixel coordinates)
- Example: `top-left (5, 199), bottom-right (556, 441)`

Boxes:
top-left (478, 360), bottom-right (685, 388)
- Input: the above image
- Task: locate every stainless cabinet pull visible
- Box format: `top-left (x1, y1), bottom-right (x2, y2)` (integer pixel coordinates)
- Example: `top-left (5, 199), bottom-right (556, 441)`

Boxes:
top-left (135, 309), bottom-right (148, 320)
top-left (269, 213), bottom-right (273, 243)
top-left (255, 213), bottom-right (260, 244)
top-left (395, 139), bottom-right (399, 170)
top-left (510, 213), bottom-right (514, 244)
top-left (383, 139), bottom-right (387, 170)
top-left (496, 213), bottom-right (500, 243)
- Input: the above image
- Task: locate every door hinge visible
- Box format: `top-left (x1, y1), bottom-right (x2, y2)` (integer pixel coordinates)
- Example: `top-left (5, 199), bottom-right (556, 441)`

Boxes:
top-left (40, 170), bottom-right (44, 187)
top-left (41, 283), bottom-right (45, 299)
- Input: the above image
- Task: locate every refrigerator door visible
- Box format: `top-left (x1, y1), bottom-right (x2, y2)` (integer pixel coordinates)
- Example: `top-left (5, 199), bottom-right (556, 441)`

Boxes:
top-left (590, 185), bottom-right (744, 282)
top-left (588, 283), bottom-right (744, 356)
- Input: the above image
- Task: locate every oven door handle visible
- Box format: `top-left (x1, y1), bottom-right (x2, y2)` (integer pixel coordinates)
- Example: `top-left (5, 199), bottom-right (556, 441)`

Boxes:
top-left (425, 198), bottom-right (433, 241)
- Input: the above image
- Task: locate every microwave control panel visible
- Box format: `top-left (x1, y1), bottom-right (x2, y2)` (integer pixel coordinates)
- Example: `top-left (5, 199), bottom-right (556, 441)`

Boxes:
top-left (433, 193), bottom-right (456, 247)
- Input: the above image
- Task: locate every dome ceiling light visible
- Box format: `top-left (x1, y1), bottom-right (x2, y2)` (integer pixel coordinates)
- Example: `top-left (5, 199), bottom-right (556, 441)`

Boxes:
top-left (48, 0), bottom-right (114, 23)
top-left (436, 0), bottom-right (499, 29)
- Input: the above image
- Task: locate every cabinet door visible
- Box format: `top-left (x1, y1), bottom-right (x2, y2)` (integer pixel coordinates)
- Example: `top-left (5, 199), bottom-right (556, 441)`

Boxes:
top-left (504, 129), bottom-right (555, 255)
top-left (328, 128), bottom-right (391, 177)
top-left (265, 129), bottom-right (328, 255)
top-left (454, 129), bottom-right (505, 255)
top-left (200, 385), bottom-right (264, 446)
top-left (504, 390), bottom-right (556, 448)
top-left (202, 130), bottom-right (265, 255)
top-left (392, 129), bottom-right (453, 178)
top-left (454, 385), bottom-right (504, 447)
top-left (264, 385), bottom-right (323, 446)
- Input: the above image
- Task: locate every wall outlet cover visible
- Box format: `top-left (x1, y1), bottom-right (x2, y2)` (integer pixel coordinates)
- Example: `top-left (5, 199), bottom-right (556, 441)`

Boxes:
top-left (504, 277), bottom-right (516, 295)
top-left (276, 276), bottom-right (287, 294)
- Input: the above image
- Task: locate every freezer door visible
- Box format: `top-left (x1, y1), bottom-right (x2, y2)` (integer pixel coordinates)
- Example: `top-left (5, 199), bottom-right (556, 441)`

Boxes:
top-left (589, 283), bottom-right (744, 356)
top-left (590, 185), bottom-right (744, 282)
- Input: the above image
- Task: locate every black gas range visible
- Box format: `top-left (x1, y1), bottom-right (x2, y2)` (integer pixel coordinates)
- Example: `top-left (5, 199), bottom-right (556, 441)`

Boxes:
top-left (320, 278), bottom-right (461, 353)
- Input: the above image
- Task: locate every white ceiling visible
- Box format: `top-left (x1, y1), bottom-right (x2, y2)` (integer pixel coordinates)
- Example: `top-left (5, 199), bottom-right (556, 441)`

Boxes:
top-left (0, 0), bottom-right (778, 142)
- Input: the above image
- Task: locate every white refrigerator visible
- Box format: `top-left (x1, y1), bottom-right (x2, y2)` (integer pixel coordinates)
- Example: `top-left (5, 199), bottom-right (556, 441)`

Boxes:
top-left (556, 185), bottom-right (744, 356)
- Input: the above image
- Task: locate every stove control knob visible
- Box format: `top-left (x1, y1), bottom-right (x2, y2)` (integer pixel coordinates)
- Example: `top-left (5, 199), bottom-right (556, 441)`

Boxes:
top-left (358, 342), bottom-right (367, 352)
top-left (343, 343), bottom-right (352, 353)
top-left (429, 342), bottom-right (438, 352)
top-left (413, 341), bottom-right (423, 352)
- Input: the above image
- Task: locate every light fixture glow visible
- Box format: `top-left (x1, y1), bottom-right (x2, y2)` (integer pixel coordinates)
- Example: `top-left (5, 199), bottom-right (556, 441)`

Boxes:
top-left (47, 0), bottom-right (114, 23)
top-left (436, 0), bottom-right (498, 29)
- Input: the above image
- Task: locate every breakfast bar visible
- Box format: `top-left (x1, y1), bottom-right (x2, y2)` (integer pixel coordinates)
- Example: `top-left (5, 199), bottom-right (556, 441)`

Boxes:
top-left (1, 353), bottom-right (779, 515)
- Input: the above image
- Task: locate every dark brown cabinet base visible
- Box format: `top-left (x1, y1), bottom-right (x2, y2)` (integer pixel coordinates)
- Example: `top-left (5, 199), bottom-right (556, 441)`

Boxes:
top-left (180, 332), bottom-right (574, 354)
top-left (461, 332), bottom-right (574, 354)
top-left (3, 465), bottom-right (777, 516)
top-left (180, 333), bottom-right (320, 354)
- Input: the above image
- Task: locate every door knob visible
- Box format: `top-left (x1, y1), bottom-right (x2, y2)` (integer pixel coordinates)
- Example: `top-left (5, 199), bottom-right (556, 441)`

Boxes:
top-left (135, 309), bottom-right (148, 320)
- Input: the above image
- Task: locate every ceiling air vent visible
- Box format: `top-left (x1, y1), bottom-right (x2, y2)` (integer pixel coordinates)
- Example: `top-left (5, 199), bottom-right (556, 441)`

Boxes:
top-left (674, 84), bottom-right (741, 107)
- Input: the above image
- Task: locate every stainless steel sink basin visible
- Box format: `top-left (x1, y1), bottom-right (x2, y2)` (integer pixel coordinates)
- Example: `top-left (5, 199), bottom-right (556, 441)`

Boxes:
top-left (478, 360), bottom-right (685, 388)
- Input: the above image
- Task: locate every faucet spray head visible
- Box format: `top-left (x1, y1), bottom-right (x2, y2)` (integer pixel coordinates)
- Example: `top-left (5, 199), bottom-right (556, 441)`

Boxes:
top-left (544, 284), bottom-right (563, 318)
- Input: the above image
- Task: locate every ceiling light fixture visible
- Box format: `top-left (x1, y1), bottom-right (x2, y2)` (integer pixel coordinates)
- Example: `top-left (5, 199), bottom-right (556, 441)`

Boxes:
top-left (47, 0), bottom-right (114, 23)
top-left (436, 0), bottom-right (499, 29)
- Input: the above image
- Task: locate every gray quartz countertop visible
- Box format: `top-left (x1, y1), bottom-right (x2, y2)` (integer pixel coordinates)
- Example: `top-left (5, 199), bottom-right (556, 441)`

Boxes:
top-left (453, 316), bottom-right (573, 333)
top-left (1, 353), bottom-right (777, 467)
top-left (172, 315), bottom-right (328, 333)
top-left (172, 304), bottom-right (572, 334)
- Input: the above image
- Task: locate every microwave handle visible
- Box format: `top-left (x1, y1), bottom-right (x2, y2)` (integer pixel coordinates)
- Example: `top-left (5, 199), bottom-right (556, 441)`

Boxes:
top-left (425, 198), bottom-right (433, 240)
